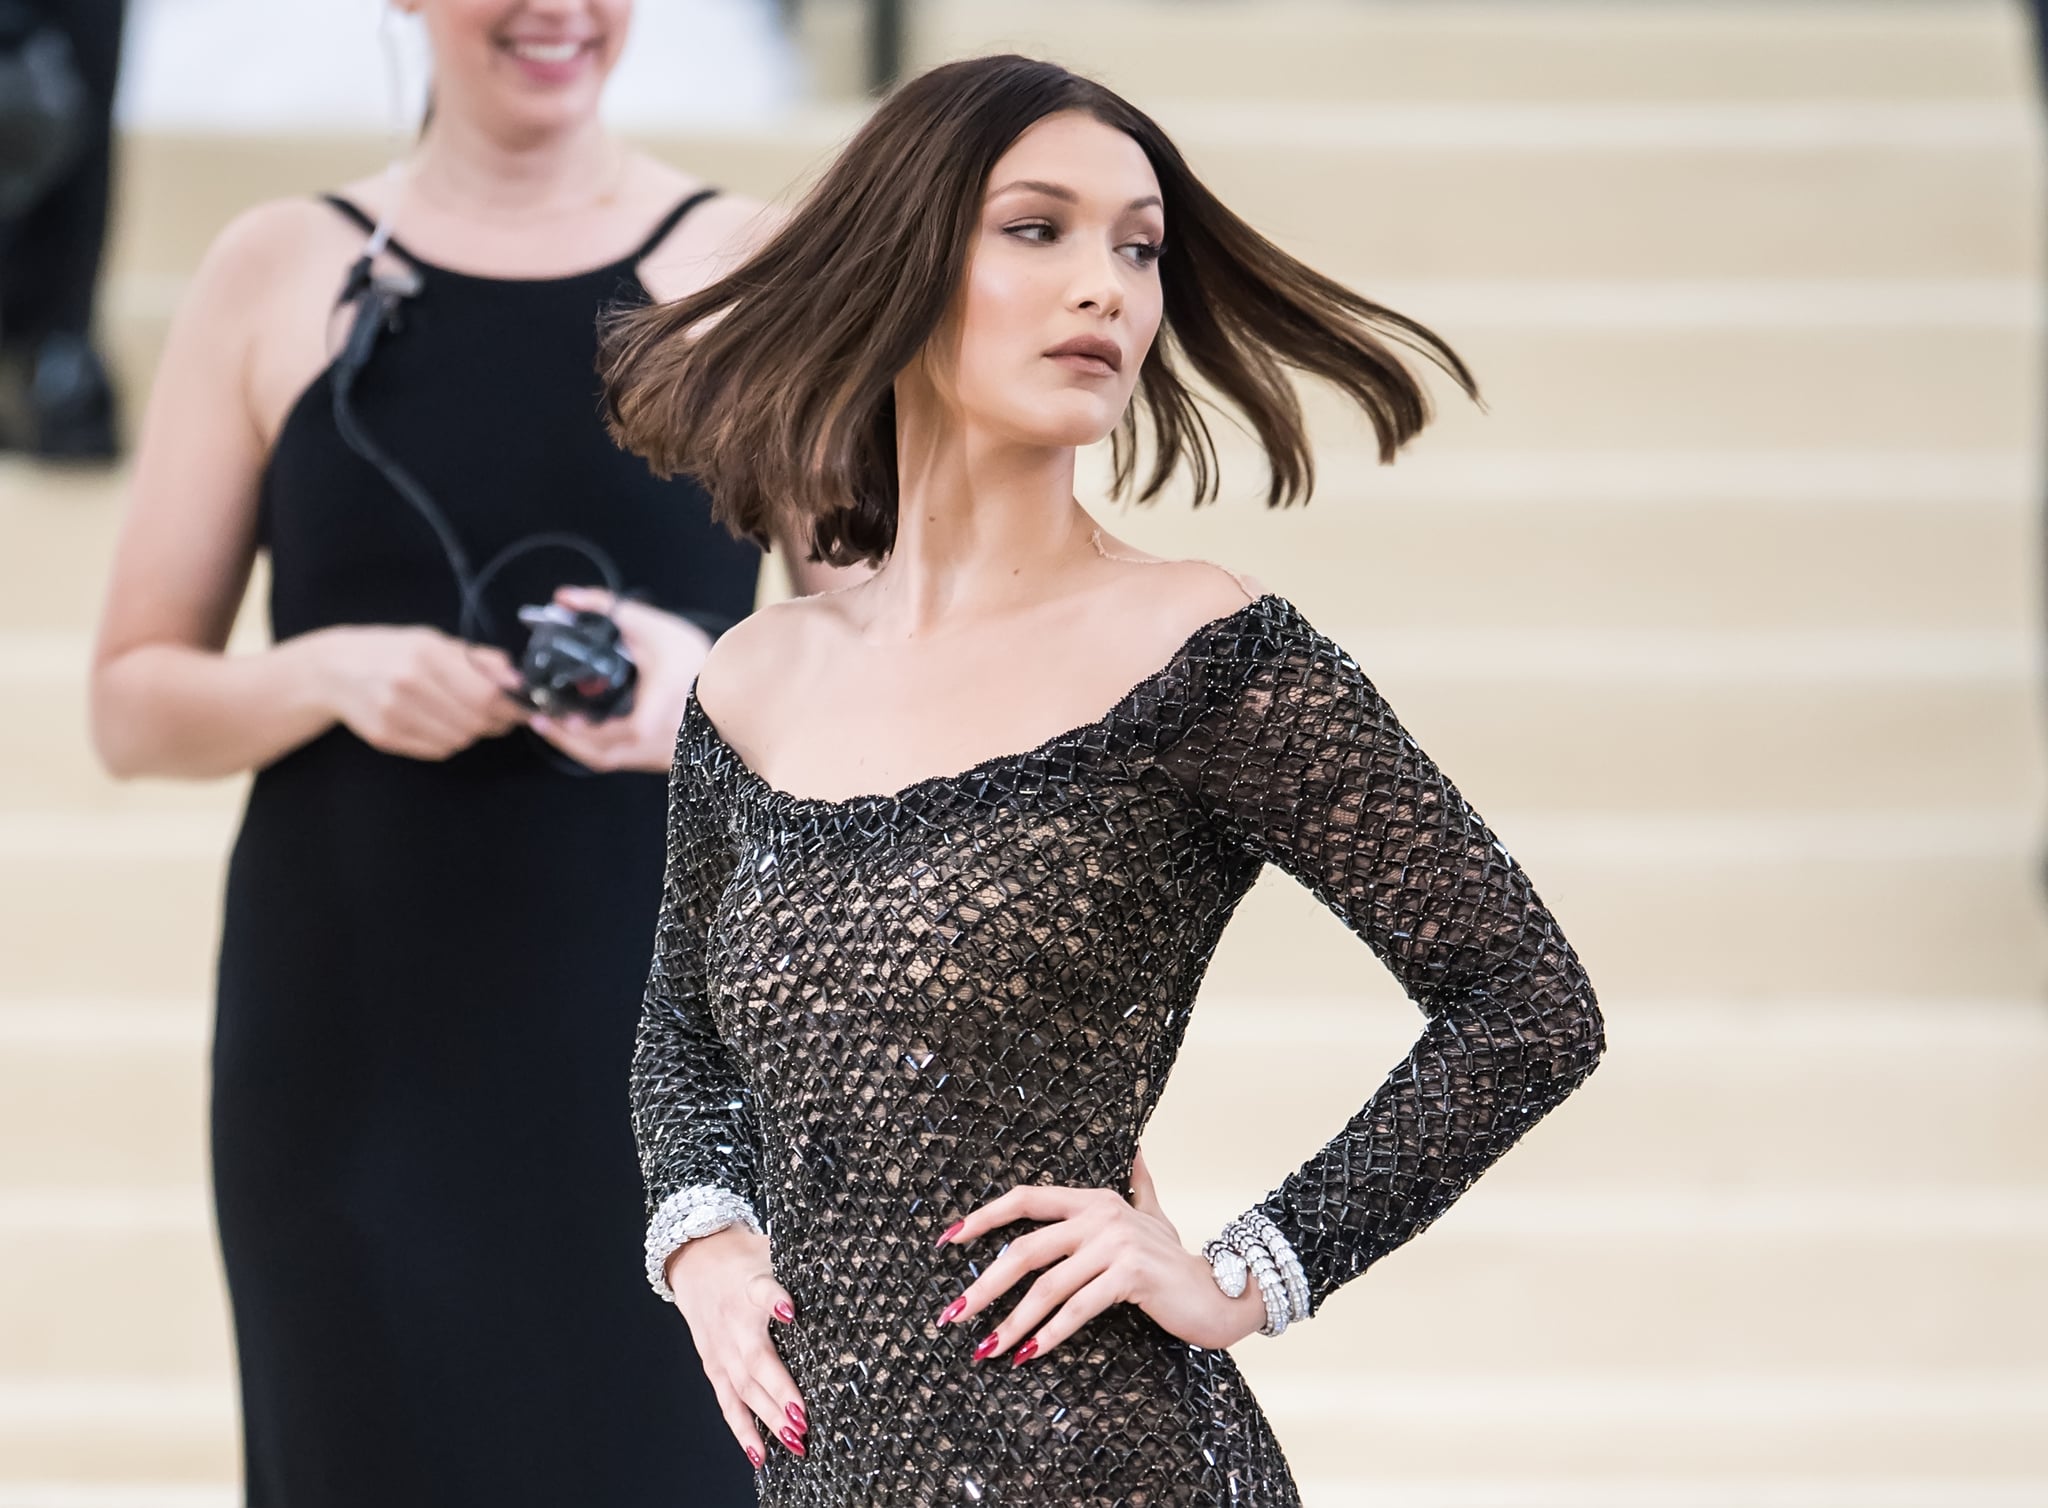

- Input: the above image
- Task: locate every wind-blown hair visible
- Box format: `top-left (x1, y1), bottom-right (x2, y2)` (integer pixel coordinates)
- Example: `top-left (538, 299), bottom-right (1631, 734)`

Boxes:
top-left (601, 54), bottom-right (1476, 567)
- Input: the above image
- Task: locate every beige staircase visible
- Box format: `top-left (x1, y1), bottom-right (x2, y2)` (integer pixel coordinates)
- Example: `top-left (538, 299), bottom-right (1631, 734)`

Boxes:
top-left (3, 2), bottom-right (2045, 1503)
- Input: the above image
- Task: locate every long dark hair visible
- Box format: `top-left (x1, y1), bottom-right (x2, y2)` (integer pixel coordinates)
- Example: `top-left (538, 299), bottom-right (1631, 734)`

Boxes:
top-left (602, 54), bottom-right (1476, 567)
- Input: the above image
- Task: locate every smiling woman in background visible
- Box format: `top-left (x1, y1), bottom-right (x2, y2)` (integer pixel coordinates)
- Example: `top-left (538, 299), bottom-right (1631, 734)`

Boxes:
top-left (86, 3), bottom-right (834, 1504)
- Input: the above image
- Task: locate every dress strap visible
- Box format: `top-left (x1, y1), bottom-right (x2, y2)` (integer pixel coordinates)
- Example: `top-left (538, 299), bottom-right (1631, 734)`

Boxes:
top-left (320, 194), bottom-right (378, 235)
top-left (628, 187), bottom-right (721, 263)
top-left (319, 194), bottom-right (422, 265)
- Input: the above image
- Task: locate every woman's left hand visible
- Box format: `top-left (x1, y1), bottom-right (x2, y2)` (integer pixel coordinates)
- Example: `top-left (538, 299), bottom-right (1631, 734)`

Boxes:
top-left (528, 586), bottom-right (714, 773)
top-left (932, 1149), bottom-right (1269, 1366)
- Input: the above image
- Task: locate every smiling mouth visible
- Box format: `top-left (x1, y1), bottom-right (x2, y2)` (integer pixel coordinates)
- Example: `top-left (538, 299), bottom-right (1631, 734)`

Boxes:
top-left (502, 38), bottom-right (594, 65)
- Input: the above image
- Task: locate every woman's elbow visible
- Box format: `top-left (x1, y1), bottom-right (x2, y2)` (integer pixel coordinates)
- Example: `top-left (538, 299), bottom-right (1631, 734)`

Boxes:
top-left (88, 660), bottom-right (161, 779)
top-left (1567, 989), bottom-right (1605, 1082)
top-left (1541, 969), bottom-right (1605, 1092)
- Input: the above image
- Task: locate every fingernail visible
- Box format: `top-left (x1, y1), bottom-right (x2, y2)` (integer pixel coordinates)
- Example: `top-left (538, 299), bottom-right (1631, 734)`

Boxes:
top-left (786, 1401), bottom-right (807, 1430)
top-left (780, 1425), bottom-right (806, 1456)
top-left (1010, 1338), bottom-right (1039, 1366)
top-left (937, 1298), bottom-right (966, 1327)
top-left (773, 1300), bottom-right (796, 1323)
top-left (972, 1331), bottom-right (1002, 1363)
top-left (745, 1446), bottom-right (763, 1469)
top-left (935, 1220), bottom-right (965, 1248)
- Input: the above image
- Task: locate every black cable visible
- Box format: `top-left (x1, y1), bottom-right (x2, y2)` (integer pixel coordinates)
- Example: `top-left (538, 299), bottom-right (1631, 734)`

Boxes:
top-left (462, 530), bottom-right (622, 644)
top-left (330, 256), bottom-right (625, 645)
top-left (326, 254), bottom-right (632, 779)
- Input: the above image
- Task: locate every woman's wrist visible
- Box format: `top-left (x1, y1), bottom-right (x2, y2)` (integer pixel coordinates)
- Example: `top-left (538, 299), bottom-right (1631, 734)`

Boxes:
top-left (665, 1222), bottom-right (768, 1294)
top-left (1202, 1211), bottom-right (1310, 1338)
top-left (1226, 1279), bottom-right (1268, 1343)
top-left (646, 1185), bottom-right (765, 1299)
top-left (285, 626), bottom-right (351, 724)
top-left (1202, 1251), bottom-right (1270, 1345)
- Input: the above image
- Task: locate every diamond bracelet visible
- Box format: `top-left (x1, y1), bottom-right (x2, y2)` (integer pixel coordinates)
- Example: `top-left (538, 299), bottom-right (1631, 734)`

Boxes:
top-left (644, 1185), bottom-right (763, 1302)
top-left (1235, 1210), bottom-right (1311, 1326)
top-left (1202, 1211), bottom-right (1309, 1337)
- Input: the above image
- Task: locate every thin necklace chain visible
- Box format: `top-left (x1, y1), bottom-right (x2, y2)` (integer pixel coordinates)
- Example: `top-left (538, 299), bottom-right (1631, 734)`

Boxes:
top-left (1090, 525), bottom-right (1163, 567)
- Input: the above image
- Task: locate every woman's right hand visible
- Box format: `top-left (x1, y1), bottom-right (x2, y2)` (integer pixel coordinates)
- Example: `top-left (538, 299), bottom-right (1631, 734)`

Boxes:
top-left (310, 625), bottom-right (530, 760)
top-left (665, 1225), bottom-right (808, 1467)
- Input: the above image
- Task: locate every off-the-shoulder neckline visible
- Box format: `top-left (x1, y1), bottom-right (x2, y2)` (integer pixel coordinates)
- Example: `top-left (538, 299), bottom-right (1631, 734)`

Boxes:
top-left (685, 592), bottom-right (1289, 816)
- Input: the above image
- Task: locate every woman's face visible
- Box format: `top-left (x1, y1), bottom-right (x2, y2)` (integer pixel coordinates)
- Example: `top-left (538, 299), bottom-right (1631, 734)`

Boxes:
top-left (402, 0), bottom-right (631, 137)
top-left (922, 111), bottom-right (1167, 452)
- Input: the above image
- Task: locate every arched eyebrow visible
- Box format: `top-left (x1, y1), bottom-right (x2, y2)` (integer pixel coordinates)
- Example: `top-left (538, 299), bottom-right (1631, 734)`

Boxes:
top-left (989, 179), bottom-right (1163, 213)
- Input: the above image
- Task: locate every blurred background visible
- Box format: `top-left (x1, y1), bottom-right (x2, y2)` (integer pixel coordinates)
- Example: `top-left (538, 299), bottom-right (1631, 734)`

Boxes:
top-left (3, 0), bottom-right (2046, 1504)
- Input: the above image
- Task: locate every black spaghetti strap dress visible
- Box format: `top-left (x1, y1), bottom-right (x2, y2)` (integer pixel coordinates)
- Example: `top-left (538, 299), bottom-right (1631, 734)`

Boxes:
top-left (211, 192), bottom-right (761, 1507)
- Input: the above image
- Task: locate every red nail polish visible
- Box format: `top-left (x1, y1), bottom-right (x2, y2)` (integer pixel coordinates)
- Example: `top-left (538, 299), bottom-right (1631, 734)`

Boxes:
top-left (773, 1300), bottom-right (796, 1323)
top-left (745, 1446), bottom-right (763, 1469)
top-left (1010, 1338), bottom-right (1039, 1366)
top-left (935, 1220), bottom-right (965, 1248)
top-left (972, 1331), bottom-right (1002, 1362)
top-left (780, 1425), bottom-right (806, 1456)
top-left (937, 1298), bottom-right (966, 1327)
top-left (786, 1401), bottom-right (807, 1430)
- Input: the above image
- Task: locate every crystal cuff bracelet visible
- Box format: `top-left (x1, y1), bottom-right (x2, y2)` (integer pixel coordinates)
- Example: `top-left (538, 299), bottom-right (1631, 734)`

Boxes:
top-left (1207, 1211), bottom-right (1312, 1336)
top-left (1202, 1238), bottom-right (1250, 1299)
top-left (1239, 1236), bottom-right (1290, 1337)
top-left (1238, 1210), bottom-right (1311, 1325)
top-left (644, 1185), bottom-right (763, 1302)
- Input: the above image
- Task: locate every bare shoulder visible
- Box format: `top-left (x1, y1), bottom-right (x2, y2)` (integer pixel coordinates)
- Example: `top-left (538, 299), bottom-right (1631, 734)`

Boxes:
top-left (679, 186), bottom-right (782, 254)
top-left (186, 198), bottom-right (354, 311)
top-left (159, 198), bottom-right (358, 397)
top-left (633, 153), bottom-right (779, 242)
top-left (1089, 552), bottom-right (1275, 665)
top-left (693, 592), bottom-right (840, 730)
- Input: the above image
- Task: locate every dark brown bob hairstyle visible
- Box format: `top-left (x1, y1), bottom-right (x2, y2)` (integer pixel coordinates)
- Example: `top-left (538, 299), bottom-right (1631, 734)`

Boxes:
top-left (602, 54), bottom-right (1476, 568)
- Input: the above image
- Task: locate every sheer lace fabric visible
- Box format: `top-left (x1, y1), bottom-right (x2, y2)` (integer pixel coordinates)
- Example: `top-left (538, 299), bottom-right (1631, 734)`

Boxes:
top-left (631, 595), bottom-right (1604, 1505)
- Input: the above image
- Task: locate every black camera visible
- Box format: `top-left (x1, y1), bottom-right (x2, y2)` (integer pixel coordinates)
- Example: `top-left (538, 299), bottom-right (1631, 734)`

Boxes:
top-left (516, 604), bottom-right (637, 722)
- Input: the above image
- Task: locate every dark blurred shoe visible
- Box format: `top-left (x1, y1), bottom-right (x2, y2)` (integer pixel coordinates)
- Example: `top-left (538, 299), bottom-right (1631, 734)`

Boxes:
top-left (0, 331), bottom-right (121, 462)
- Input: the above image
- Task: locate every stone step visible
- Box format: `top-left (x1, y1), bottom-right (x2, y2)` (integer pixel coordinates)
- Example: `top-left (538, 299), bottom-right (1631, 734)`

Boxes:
top-left (1255, 1369), bottom-right (2048, 1483)
top-left (0, 1381), bottom-right (236, 1485)
top-left (1301, 1482), bottom-right (2048, 1508)
top-left (1215, 817), bottom-right (2046, 1001)
top-left (1285, 320), bottom-right (2039, 451)
top-left (4, 994), bottom-right (2040, 1191)
top-left (5, 632), bottom-right (2039, 815)
top-left (1157, 995), bottom-right (2048, 1196)
top-left (76, 289), bottom-right (2048, 500)
top-left (5, 1184), bottom-right (2042, 1378)
top-left (0, 810), bottom-right (2036, 1000)
top-left (18, 665), bottom-right (2045, 816)
top-left (860, 0), bottom-right (2036, 106)
top-left (8, 451), bottom-right (2037, 637)
top-left (1104, 455), bottom-right (2040, 636)
top-left (0, 1482), bottom-right (2013, 1508)
top-left (5, 1370), bottom-right (2044, 1490)
top-left (21, 1482), bottom-right (2044, 1508)
top-left (107, 107), bottom-right (2042, 289)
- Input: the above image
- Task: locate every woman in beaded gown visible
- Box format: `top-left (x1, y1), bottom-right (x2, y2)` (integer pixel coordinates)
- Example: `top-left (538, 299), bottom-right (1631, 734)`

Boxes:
top-left (610, 56), bottom-right (1607, 1505)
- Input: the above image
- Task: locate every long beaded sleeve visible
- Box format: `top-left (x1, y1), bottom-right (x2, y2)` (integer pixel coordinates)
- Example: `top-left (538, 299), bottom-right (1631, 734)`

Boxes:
top-left (630, 726), bottom-right (765, 1300)
top-left (1165, 606), bottom-right (1606, 1315)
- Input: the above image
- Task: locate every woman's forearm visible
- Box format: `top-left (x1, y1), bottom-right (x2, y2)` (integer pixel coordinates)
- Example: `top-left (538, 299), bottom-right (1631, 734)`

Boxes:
top-left (91, 633), bottom-right (341, 780)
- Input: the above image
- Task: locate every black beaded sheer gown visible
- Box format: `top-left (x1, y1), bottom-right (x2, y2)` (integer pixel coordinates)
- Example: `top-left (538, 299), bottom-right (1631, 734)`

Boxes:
top-left (212, 193), bottom-right (760, 1507)
top-left (631, 590), bottom-right (1606, 1505)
